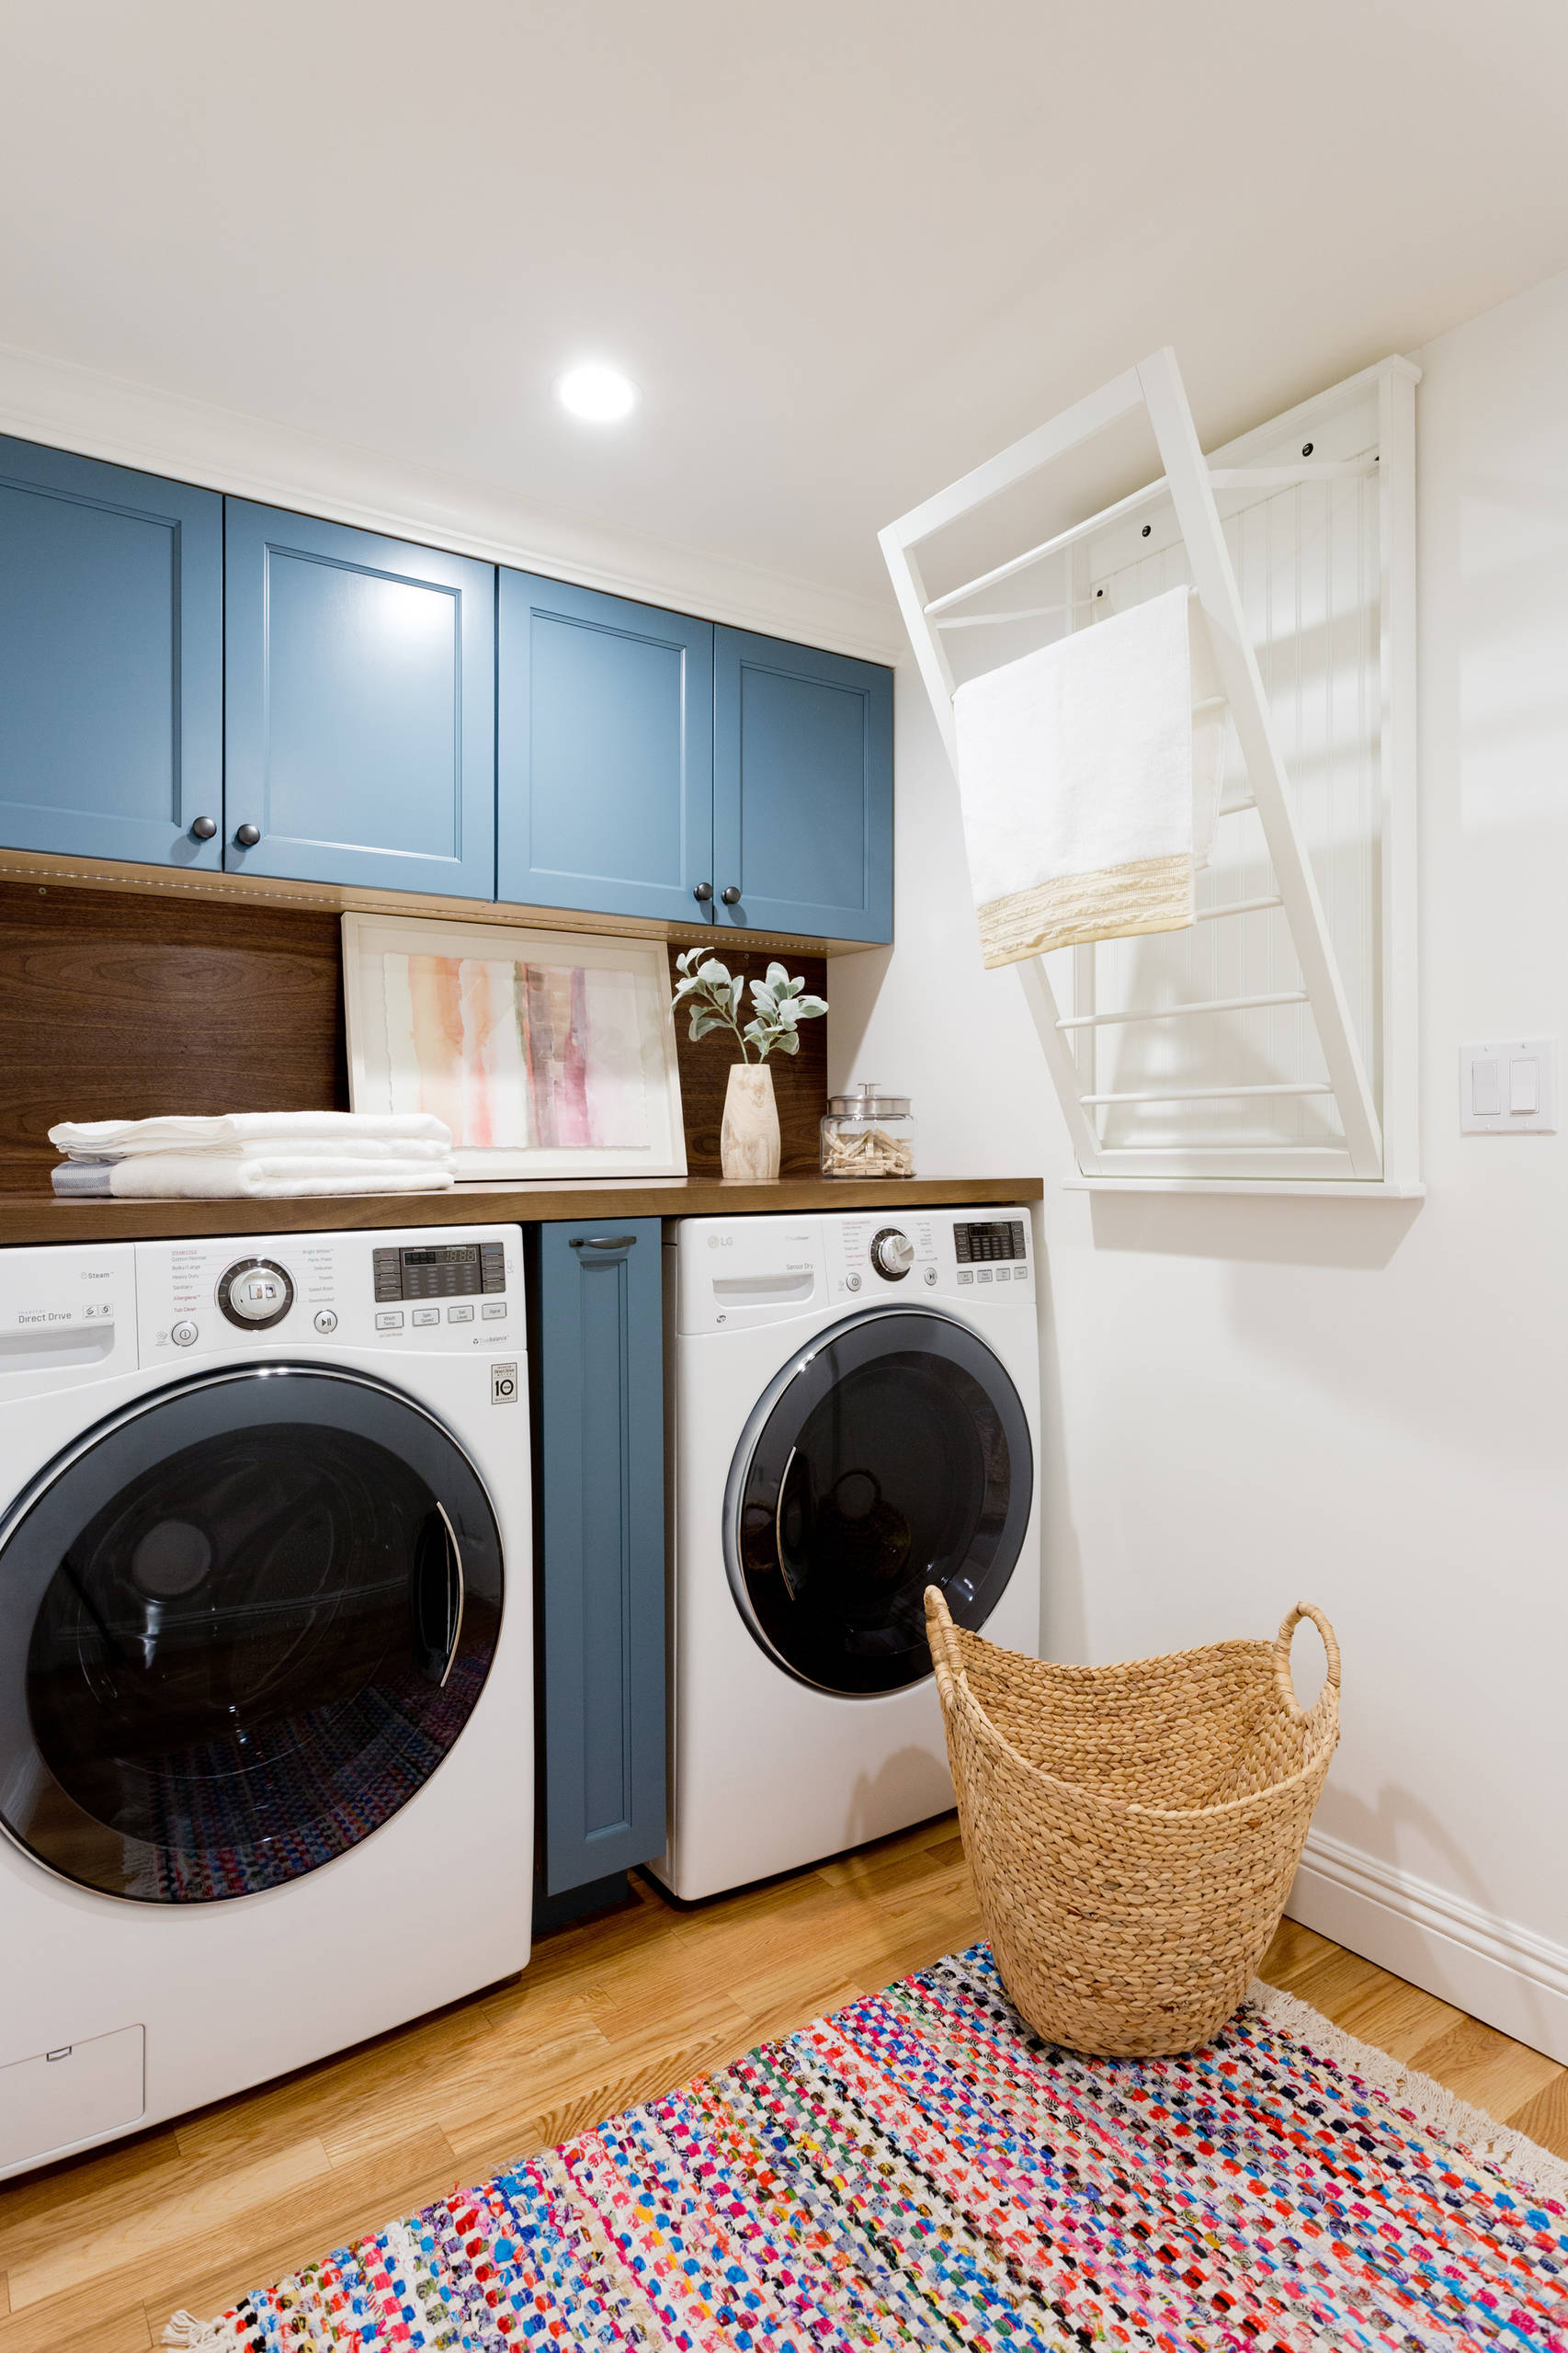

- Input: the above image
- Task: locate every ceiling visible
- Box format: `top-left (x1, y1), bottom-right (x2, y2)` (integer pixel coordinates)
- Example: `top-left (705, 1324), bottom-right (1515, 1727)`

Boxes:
top-left (3, 0), bottom-right (1567, 609)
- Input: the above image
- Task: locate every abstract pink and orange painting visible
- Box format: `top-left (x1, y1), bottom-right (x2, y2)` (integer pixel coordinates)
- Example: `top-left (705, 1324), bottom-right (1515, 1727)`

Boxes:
top-left (381, 953), bottom-right (651, 1151)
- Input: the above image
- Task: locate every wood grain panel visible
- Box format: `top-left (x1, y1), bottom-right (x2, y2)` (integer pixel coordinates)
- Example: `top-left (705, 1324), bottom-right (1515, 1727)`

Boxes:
top-left (0, 883), bottom-right (837, 1193)
top-left (0, 880), bottom-right (347, 1183)
top-left (671, 946), bottom-right (828, 1178)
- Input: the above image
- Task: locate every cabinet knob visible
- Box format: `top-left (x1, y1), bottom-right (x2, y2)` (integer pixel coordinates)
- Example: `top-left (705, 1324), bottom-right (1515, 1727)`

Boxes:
top-left (189, 814), bottom-right (217, 841)
top-left (721, 885), bottom-right (741, 905)
top-left (234, 823), bottom-right (261, 848)
top-left (692, 881), bottom-right (713, 904)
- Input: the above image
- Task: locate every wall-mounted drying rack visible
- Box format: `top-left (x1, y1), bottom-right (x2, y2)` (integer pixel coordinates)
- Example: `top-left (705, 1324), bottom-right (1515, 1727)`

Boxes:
top-left (880, 348), bottom-right (1422, 1197)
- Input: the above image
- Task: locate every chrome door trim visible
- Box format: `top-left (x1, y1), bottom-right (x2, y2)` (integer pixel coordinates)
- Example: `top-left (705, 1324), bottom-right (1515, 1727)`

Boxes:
top-left (0, 1360), bottom-right (499, 1894)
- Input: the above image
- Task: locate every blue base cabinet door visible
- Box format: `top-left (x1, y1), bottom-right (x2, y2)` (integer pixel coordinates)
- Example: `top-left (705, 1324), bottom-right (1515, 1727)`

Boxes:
top-left (0, 436), bottom-right (222, 869)
top-left (498, 571), bottom-right (713, 922)
top-left (713, 628), bottom-right (892, 943)
top-left (530, 1220), bottom-right (665, 1896)
top-left (224, 501), bottom-right (495, 895)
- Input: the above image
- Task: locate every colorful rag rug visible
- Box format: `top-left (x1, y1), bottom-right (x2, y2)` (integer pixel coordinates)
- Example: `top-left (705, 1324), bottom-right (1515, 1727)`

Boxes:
top-left (167, 1942), bottom-right (1568, 2351)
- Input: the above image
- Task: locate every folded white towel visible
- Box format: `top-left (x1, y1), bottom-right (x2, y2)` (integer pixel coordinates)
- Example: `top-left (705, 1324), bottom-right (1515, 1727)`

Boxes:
top-left (952, 584), bottom-right (1227, 969)
top-left (51, 1156), bottom-right (455, 1200)
top-left (49, 1112), bottom-right (452, 1162)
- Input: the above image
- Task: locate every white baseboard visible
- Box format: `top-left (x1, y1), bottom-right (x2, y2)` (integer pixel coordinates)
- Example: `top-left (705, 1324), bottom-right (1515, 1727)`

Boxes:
top-left (1288, 1829), bottom-right (1568, 2065)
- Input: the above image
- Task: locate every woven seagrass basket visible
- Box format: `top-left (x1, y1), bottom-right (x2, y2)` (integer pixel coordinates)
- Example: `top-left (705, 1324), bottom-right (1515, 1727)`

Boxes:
top-left (925, 1586), bottom-right (1340, 2056)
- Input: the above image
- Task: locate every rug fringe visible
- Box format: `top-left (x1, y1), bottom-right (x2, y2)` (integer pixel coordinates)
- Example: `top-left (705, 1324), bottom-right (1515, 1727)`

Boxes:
top-left (163, 2310), bottom-right (231, 2349)
top-left (1248, 1978), bottom-right (1568, 2202)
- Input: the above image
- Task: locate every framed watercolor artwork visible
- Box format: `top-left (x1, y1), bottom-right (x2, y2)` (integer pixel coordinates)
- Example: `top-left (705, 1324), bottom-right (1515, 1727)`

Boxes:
top-left (341, 914), bottom-right (687, 1180)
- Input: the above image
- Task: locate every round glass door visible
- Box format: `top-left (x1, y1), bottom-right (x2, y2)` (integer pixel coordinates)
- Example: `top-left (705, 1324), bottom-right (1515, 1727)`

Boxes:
top-left (727, 1307), bottom-right (1032, 1694)
top-left (0, 1365), bottom-right (503, 1903)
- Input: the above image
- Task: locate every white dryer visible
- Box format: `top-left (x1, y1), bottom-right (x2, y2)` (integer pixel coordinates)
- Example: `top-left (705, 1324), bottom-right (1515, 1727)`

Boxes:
top-left (0, 1223), bottom-right (530, 2181)
top-left (654, 1207), bottom-right (1040, 1902)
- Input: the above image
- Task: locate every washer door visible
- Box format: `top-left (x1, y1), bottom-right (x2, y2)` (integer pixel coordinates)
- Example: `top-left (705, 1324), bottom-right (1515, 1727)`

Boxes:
top-left (0, 1365), bottom-right (503, 1903)
top-left (726, 1307), bottom-right (1033, 1695)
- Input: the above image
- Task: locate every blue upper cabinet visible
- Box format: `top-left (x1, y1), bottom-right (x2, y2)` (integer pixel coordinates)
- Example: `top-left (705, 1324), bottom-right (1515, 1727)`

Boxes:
top-left (0, 436), bottom-right (222, 869)
top-left (497, 571), bottom-right (714, 922)
top-left (713, 629), bottom-right (892, 943)
top-left (224, 501), bottom-right (495, 895)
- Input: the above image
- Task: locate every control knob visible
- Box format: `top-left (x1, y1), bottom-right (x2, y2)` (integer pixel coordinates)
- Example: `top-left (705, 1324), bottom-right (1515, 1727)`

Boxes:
top-left (869, 1226), bottom-right (915, 1281)
top-left (217, 1257), bottom-right (295, 1330)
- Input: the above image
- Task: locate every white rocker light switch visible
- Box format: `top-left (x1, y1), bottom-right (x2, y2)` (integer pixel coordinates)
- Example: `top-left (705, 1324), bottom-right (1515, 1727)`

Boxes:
top-left (1460, 1040), bottom-right (1557, 1133)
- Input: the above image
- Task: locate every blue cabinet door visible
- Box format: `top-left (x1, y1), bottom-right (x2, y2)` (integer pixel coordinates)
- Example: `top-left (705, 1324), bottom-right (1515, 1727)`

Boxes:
top-left (498, 571), bottom-right (713, 922)
top-left (0, 436), bottom-right (222, 869)
top-left (532, 1219), bottom-right (665, 1895)
top-left (224, 501), bottom-right (495, 895)
top-left (713, 629), bottom-right (893, 943)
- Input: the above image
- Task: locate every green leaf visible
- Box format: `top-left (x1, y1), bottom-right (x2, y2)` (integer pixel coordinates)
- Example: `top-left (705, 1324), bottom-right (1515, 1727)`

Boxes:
top-left (792, 995), bottom-right (828, 1020)
top-left (688, 1007), bottom-right (728, 1040)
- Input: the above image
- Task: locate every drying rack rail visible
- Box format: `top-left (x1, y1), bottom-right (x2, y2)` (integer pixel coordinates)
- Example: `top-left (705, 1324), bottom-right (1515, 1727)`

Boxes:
top-left (880, 349), bottom-right (1421, 1198)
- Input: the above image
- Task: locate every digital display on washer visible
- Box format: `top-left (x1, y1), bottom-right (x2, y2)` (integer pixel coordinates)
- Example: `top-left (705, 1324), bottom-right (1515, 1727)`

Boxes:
top-left (373, 1241), bottom-right (506, 1302)
top-left (953, 1220), bottom-right (1027, 1265)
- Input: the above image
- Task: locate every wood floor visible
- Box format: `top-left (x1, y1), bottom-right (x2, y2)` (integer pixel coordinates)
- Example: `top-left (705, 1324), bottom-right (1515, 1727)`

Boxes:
top-left (3, 1813), bottom-right (1564, 2353)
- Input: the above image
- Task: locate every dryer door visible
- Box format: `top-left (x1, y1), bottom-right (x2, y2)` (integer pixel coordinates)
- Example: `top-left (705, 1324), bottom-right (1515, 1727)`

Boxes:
top-left (727, 1307), bottom-right (1033, 1695)
top-left (0, 1365), bottom-right (502, 1903)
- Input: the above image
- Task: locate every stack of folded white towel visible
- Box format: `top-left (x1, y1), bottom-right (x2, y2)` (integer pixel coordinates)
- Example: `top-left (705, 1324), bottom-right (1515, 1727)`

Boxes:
top-left (49, 1112), bottom-right (456, 1199)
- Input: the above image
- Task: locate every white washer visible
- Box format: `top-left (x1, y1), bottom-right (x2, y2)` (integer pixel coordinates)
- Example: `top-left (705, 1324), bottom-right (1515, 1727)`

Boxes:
top-left (653, 1206), bottom-right (1040, 1902)
top-left (0, 1223), bottom-right (531, 2181)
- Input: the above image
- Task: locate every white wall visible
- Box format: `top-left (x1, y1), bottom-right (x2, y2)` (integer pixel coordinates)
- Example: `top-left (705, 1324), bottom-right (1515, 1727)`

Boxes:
top-left (831, 265), bottom-right (1568, 2059)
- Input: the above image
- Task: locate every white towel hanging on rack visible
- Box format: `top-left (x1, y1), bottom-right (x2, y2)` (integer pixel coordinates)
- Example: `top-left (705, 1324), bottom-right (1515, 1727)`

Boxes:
top-left (952, 585), bottom-right (1226, 969)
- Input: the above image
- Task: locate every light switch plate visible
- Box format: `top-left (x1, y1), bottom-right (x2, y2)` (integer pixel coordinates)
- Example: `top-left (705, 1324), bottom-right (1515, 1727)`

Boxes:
top-left (1460, 1039), bottom-right (1558, 1133)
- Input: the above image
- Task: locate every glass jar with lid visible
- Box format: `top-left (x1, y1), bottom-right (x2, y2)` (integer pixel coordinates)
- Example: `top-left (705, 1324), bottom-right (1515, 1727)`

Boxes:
top-left (820, 1084), bottom-right (915, 1179)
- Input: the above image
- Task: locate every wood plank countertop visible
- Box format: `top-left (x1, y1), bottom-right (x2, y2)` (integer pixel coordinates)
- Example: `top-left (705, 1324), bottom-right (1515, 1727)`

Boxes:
top-left (0, 1175), bottom-right (1042, 1247)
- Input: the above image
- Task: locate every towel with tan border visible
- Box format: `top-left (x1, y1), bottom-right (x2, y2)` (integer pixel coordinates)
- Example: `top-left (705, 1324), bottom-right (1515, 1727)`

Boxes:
top-left (952, 584), bottom-right (1226, 970)
top-left (48, 1111), bottom-right (455, 1199)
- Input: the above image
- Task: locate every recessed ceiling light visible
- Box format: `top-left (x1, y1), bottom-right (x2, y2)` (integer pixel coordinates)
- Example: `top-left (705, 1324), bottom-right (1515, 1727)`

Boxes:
top-left (555, 363), bottom-right (639, 424)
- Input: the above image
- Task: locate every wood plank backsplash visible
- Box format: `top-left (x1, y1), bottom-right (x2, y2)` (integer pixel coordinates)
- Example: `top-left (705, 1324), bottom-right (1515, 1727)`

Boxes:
top-left (0, 881), bottom-right (827, 1187)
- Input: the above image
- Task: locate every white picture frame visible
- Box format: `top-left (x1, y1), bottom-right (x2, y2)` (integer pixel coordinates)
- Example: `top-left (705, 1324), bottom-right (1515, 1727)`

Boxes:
top-left (341, 914), bottom-right (687, 1181)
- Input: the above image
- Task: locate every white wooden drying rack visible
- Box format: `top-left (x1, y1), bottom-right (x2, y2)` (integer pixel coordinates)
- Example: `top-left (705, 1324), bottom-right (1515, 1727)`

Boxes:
top-left (880, 348), bottom-right (1421, 1197)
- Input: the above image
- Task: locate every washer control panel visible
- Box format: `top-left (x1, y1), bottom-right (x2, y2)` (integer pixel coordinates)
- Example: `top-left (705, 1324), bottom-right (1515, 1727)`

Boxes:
top-left (373, 1238), bottom-right (506, 1305)
top-left (135, 1225), bottom-right (523, 1363)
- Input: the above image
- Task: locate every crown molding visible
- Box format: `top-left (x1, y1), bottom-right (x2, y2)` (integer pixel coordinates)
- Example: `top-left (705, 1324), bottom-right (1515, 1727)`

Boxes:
top-left (0, 339), bottom-right (903, 664)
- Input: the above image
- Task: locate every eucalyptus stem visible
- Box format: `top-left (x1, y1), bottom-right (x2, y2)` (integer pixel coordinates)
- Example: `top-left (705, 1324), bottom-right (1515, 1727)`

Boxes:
top-left (671, 949), bottom-right (827, 1064)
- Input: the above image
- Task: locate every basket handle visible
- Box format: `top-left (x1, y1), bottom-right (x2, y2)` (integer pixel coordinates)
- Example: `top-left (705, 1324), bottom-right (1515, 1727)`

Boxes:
top-left (1275, 1602), bottom-right (1341, 1718)
top-left (924, 1585), bottom-right (965, 1704)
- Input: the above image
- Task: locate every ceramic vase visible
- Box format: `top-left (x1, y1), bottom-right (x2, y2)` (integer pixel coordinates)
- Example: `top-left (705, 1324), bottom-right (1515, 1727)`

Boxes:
top-left (721, 1063), bottom-right (781, 1182)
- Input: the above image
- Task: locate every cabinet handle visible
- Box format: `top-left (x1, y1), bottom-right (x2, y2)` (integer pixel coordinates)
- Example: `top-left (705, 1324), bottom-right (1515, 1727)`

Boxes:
top-left (721, 885), bottom-right (741, 905)
top-left (570, 1234), bottom-right (637, 1251)
top-left (189, 814), bottom-right (217, 842)
top-left (692, 881), bottom-right (713, 904)
top-left (234, 823), bottom-right (261, 848)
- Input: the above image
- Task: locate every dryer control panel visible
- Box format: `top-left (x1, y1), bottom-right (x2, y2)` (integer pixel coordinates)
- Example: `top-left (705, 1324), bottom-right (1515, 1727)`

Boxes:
top-left (676, 1209), bottom-right (1034, 1332)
